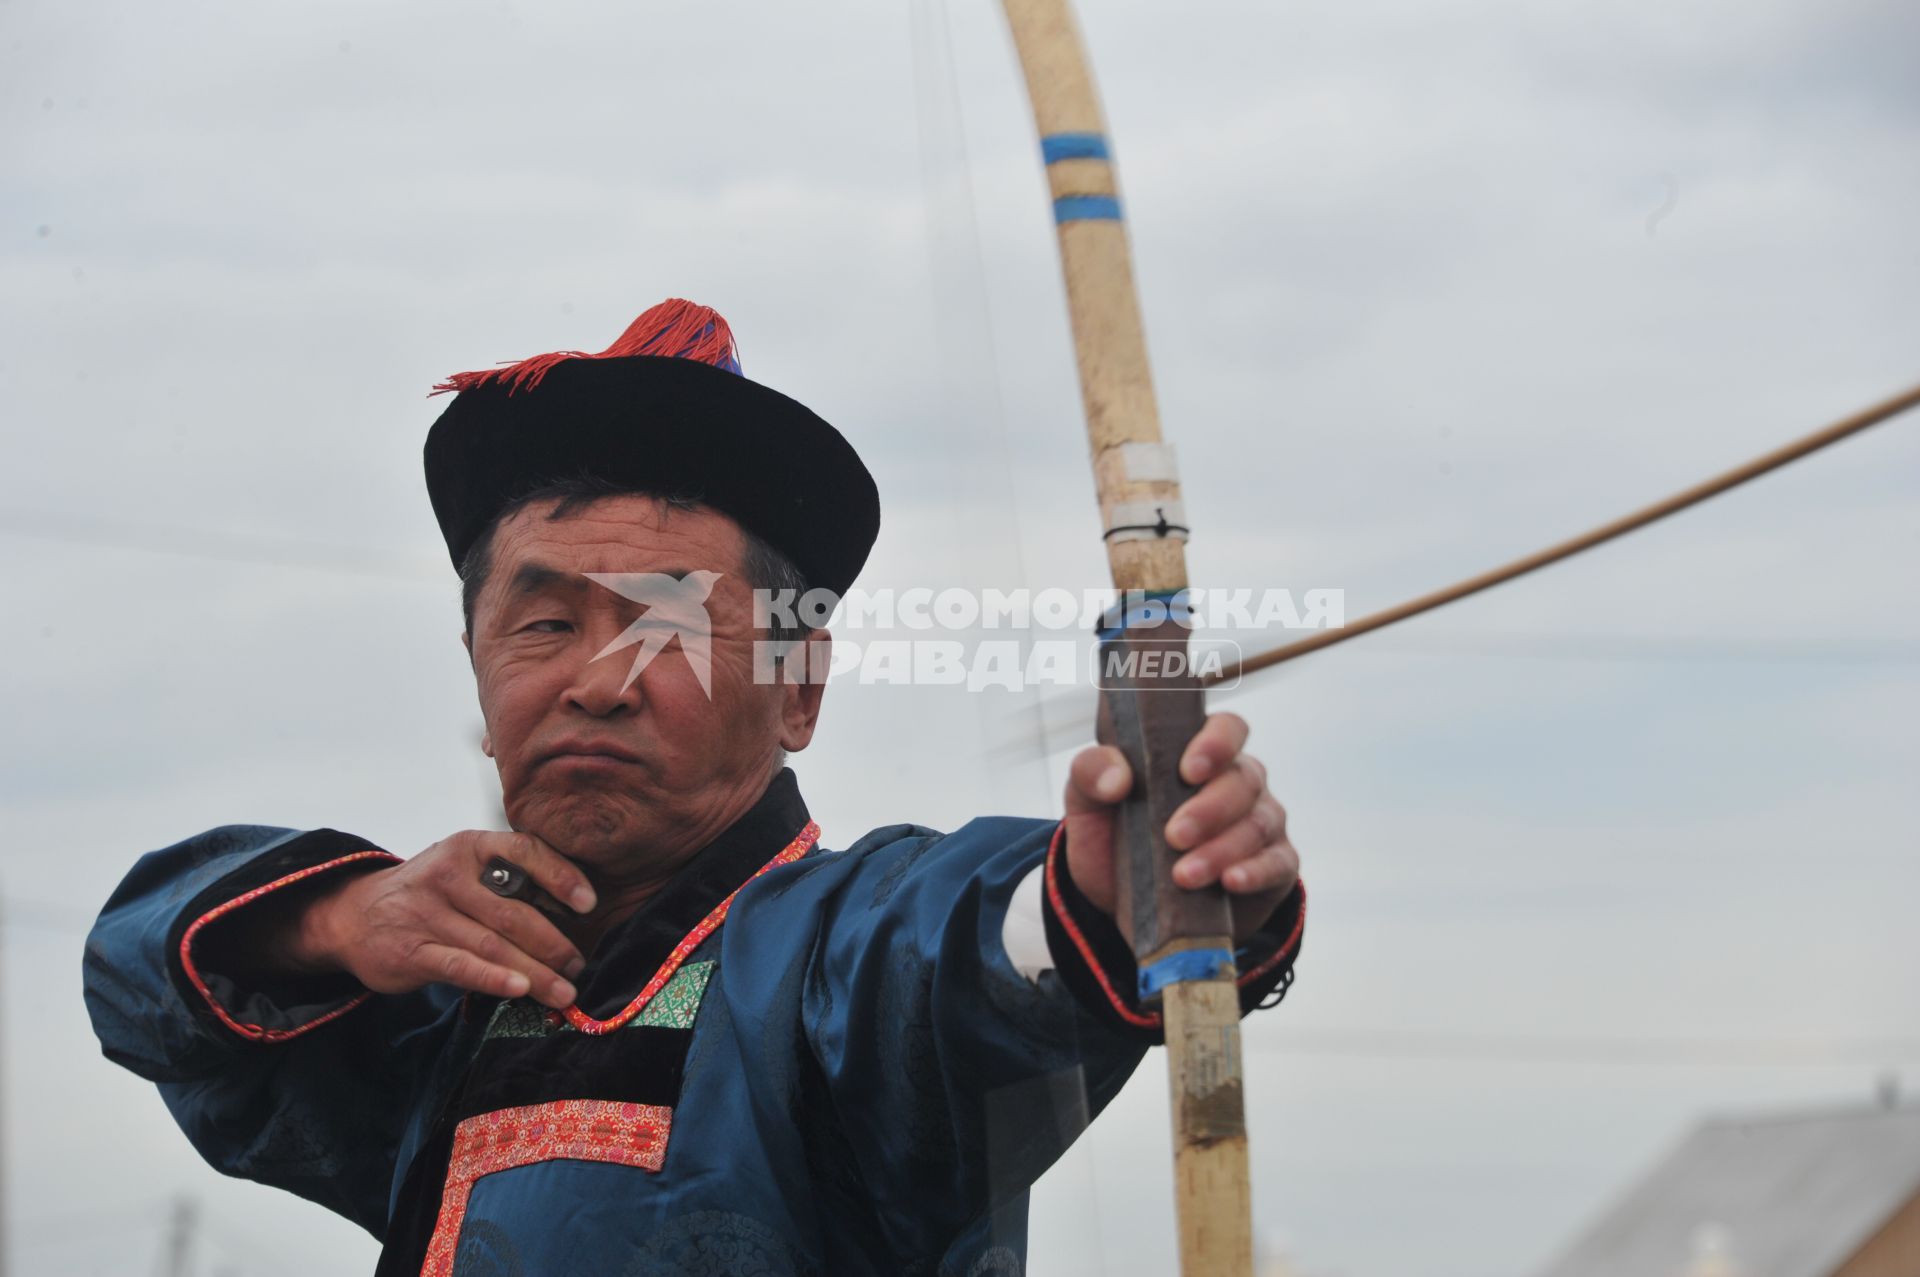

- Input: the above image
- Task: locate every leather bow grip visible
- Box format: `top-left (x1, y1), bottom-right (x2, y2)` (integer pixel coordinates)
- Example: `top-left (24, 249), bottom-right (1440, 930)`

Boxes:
top-left (1095, 617), bottom-right (1235, 969)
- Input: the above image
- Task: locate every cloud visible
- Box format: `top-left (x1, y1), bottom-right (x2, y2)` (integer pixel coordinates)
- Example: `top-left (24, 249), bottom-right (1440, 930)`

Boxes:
top-left (4, 0), bottom-right (1916, 1273)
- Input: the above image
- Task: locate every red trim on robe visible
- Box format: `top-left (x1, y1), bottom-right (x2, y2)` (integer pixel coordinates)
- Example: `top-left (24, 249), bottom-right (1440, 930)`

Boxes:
top-left (177, 849), bottom-right (402, 1043)
top-left (560, 820), bottom-right (819, 1035)
top-left (1042, 822), bottom-right (1162, 1030)
top-left (1234, 880), bottom-right (1307, 989)
top-left (1044, 821), bottom-right (1306, 1024)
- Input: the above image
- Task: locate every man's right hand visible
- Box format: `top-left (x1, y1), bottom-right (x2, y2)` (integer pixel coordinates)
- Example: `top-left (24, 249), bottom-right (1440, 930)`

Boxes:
top-left (287, 832), bottom-right (597, 1010)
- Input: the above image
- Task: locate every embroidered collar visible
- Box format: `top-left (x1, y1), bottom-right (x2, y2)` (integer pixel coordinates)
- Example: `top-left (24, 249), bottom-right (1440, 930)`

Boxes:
top-left (564, 767), bottom-right (816, 1033)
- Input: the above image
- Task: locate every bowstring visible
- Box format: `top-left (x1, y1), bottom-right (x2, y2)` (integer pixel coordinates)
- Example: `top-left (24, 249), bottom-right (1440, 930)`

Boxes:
top-left (906, 3), bottom-right (1111, 1270)
top-left (906, 0), bottom-right (1062, 794)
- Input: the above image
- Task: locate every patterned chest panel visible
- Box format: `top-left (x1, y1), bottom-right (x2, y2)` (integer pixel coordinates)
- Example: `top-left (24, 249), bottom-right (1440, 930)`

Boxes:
top-left (377, 796), bottom-right (818, 1277)
top-left (483, 962), bottom-right (714, 1039)
top-left (399, 962), bottom-right (722, 1277)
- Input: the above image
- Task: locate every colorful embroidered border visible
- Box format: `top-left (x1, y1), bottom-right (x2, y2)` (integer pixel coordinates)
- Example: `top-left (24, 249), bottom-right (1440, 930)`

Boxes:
top-left (485, 961), bottom-right (715, 1040)
top-left (561, 820), bottom-right (819, 1035)
top-left (177, 848), bottom-right (402, 1043)
top-left (419, 1099), bottom-right (672, 1277)
top-left (632, 959), bottom-right (713, 1029)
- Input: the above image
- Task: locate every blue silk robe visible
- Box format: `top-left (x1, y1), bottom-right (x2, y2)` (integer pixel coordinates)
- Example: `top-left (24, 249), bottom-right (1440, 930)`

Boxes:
top-left (84, 769), bottom-right (1303, 1276)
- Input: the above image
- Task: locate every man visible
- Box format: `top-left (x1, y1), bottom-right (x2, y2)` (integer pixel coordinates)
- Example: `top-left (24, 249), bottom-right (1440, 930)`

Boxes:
top-left (85, 300), bottom-right (1306, 1276)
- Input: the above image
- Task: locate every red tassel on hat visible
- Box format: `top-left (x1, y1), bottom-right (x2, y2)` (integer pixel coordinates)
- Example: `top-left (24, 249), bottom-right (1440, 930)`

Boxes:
top-left (431, 298), bottom-right (741, 397)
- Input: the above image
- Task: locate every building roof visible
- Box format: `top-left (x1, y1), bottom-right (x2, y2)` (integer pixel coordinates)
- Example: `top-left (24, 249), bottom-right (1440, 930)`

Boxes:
top-left (1536, 1101), bottom-right (1920, 1277)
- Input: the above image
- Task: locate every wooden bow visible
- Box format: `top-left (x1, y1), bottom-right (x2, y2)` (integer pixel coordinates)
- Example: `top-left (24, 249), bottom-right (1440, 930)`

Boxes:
top-left (997, 3), bottom-right (1255, 1273)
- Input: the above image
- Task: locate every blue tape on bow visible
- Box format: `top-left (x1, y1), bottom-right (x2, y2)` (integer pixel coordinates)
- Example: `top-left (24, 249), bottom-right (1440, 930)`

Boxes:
top-left (1094, 590), bottom-right (1195, 643)
top-left (1041, 132), bottom-right (1111, 164)
top-left (1053, 195), bottom-right (1123, 223)
top-left (1138, 948), bottom-right (1235, 999)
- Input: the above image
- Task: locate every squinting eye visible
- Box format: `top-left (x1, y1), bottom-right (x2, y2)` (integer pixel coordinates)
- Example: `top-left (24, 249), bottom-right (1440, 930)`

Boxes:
top-left (523, 619), bottom-right (572, 633)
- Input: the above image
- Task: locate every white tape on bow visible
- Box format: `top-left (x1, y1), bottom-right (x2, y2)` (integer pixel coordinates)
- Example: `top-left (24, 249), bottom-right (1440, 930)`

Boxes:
top-left (1117, 441), bottom-right (1181, 484)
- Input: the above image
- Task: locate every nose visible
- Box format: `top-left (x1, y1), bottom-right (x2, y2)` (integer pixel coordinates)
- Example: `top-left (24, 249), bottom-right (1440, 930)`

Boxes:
top-left (564, 628), bottom-right (649, 717)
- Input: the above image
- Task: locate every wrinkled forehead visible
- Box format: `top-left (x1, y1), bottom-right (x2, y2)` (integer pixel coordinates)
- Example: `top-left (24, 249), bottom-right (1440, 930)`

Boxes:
top-left (468, 499), bottom-right (752, 637)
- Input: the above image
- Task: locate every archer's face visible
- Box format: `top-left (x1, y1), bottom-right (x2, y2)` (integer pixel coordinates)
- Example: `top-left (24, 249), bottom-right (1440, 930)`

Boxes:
top-left (464, 495), bottom-right (823, 883)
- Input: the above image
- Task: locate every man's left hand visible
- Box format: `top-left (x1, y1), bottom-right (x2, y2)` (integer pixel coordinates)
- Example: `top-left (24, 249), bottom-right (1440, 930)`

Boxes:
top-left (1063, 711), bottom-right (1299, 945)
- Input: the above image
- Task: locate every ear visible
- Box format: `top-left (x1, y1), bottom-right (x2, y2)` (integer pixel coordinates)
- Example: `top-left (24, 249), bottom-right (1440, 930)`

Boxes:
top-left (776, 631), bottom-right (831, 753)
top-left (463, 632), bottom-right (493, 757)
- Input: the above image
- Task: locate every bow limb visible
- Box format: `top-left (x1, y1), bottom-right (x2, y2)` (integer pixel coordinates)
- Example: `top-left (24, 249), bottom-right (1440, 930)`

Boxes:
top-left (997, 3), bottom-right (1255, 1273)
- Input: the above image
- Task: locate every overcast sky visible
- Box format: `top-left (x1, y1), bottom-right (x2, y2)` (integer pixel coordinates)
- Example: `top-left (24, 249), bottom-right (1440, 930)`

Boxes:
top-left (4, 0), bottom-right (1918, 1274)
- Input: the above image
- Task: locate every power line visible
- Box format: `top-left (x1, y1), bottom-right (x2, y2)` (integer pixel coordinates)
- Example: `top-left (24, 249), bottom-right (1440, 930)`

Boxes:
top-left (1214, 380), bottom-right (1920, 683)
top-left (9, 1196), bottom-right (170, 1243)
top-left (1308, 632), bottom-right (1920, 666)
top-left (990, 629), bottom-right (1918, 761)
top-left (13, 493), bottom-right (1910, 673)
top-left (5, 386), bottom-right (1916, 629)
top-left (0, 899), bottom-right (95, 935)
top-left (1247, 1027), bottom-right (1920, 1068)
top-left (0, 507), bottom-right (442, 584)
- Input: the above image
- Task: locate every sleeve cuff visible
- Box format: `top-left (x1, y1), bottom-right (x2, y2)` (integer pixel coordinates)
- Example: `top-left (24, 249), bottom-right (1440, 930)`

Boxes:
top-left (1039, 821), bottom-right (1305, 1044)
top-left (166, 829), bottom-right (401, 1044)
